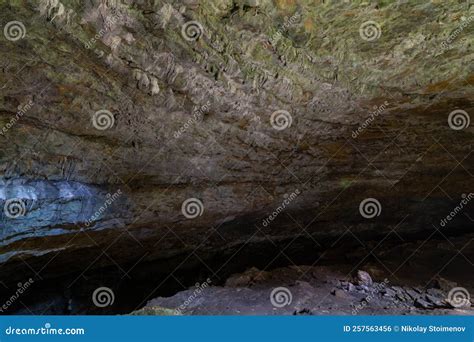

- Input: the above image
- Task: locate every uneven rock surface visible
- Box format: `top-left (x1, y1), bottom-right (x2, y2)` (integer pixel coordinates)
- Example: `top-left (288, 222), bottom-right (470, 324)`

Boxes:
top-left (0, 0), bottom-right (472, 297)
top-left (136, 265), bottom-right (474, 315)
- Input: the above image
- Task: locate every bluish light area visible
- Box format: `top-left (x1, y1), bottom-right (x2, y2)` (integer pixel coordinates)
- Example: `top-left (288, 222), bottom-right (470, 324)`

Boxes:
top-left (0, 178), bottom-right (129, 252)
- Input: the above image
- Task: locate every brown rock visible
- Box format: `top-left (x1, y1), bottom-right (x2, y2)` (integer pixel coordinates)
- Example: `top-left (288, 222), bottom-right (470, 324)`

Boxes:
top-left (225, 267), bottom-right (270, 287)
top-left (0, 1), bottom-right (472, 287)
top-left (430, 277), bottom-right (458, 292)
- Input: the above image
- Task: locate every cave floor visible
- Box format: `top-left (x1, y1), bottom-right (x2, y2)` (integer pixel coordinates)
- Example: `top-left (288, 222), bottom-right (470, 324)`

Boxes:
top-left (135, 265), bottom-right (474, 316)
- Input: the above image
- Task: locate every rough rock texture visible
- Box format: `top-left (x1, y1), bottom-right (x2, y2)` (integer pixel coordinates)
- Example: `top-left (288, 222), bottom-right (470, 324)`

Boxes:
top-left (136, 265), bottom-right (474, 315)
top-left (0, 0), bottom-right (473, 287)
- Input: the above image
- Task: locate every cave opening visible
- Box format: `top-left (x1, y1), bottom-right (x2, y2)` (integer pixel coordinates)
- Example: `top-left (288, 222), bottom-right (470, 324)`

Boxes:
top-left (2, 228), bottom-right (473, 315)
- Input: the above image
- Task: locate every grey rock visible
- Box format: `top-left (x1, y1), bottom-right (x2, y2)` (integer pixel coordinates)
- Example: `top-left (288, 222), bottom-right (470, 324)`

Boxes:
top-left (293, 308), bottom-right (312, 316)
top-left (425, 294), bottom-right (444, 307)
top-left (383, 288), bottom-right (397, 297)
top-left (347, 283), bottom-right (357, 292)
top-left (392, 286), bottom-right (405, 295)
top-left (414, 298), bottom-right (433, 309)
top-left (426, 288), bottom-right (445, 298)
top-left (356, 270), bottom-right (373, 287)
top-left (331, 289), bottom-right (349, 299)
top-left (406, 289), bottom-right (420, 300)
top-left (396, 294), bottom-right (407, 302)
top-left (356, 285), bottom-right (369, 293)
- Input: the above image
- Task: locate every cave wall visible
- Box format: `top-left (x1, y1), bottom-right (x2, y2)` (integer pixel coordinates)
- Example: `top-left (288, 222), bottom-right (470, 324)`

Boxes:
top-left (0, 0), bottom-right (472, 284)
